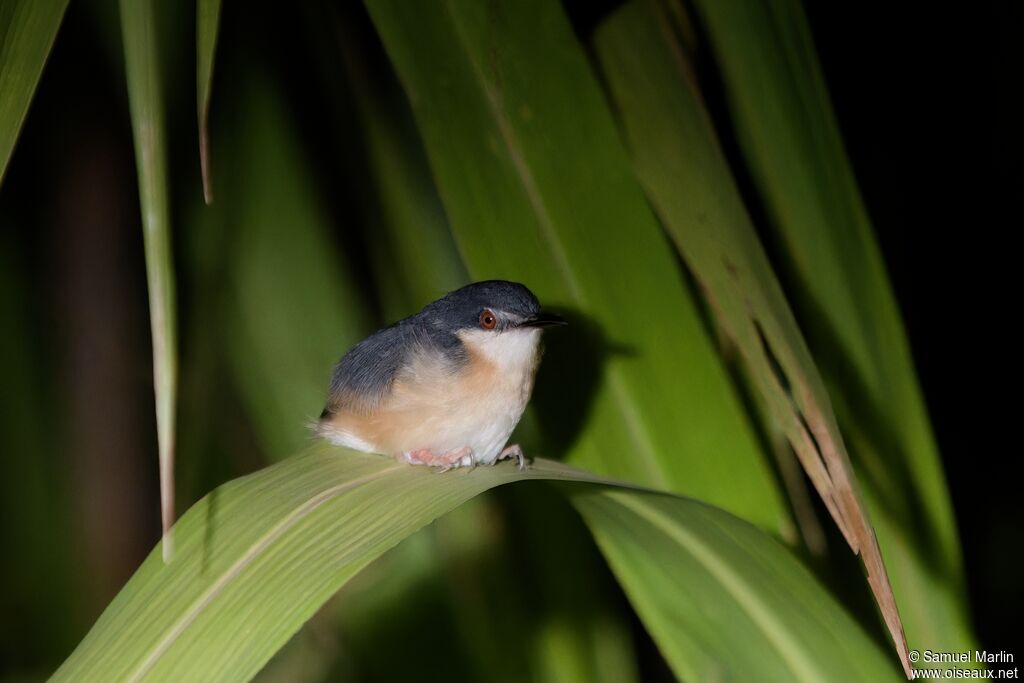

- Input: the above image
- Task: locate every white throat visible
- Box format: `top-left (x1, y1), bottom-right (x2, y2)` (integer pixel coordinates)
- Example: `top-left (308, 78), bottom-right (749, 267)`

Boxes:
top-left (458, 327), bottom-right (542, 373)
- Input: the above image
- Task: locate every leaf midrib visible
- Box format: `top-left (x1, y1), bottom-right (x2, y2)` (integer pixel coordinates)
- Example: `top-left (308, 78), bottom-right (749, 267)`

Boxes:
top-left (610, 492), bottom-right (825, 683)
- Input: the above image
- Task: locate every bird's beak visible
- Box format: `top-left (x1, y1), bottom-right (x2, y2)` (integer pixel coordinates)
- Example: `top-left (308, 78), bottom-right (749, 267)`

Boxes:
top-left (519, 312), bottom-right (567, 329)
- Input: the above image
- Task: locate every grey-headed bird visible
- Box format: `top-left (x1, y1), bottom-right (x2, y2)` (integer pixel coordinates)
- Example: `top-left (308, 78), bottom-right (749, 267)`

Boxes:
top-left (316, 281), bottom-right (565, 471)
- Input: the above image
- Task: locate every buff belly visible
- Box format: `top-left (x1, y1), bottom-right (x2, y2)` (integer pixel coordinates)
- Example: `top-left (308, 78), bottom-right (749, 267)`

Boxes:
top-left (319, 328), bottom-right (541, 466)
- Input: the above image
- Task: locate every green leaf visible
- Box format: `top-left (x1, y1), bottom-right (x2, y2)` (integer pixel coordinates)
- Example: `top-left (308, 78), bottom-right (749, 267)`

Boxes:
top-left (196, 0), bottom-right (221, 203)
top-left (594, 2), bottom-right (909, 674)
top-left (362, 0), bottom-right (788, 533)
top-left (574, 489), bottom-right (901, 682)
top-left (688, 0), bottom-right (973, 656)
top-left (54, 446), bottom-right (896, 682)
top-left (50, 447), bottom-right (603, 681)
top-left (119, 0), bottom-right (179, 561)
top-left (0, 0), bottom-right (69, 183)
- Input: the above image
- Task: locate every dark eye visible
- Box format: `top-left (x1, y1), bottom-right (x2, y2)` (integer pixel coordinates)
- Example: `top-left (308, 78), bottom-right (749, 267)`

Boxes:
top-left (479, 309), bottom-right (498, 330)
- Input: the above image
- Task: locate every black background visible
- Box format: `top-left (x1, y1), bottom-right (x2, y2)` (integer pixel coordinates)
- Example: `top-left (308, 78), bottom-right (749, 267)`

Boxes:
top-left (806, 0), bottom-right (1022, 650)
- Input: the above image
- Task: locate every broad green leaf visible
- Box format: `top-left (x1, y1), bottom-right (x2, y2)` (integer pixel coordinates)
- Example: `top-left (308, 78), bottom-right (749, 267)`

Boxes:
top-left (119, 0), bottom-right (179, 561)
top-left (55, 445), bottom-right (897, 682)
top-left (196, 0), bottom-right (222, 202)
top-left (363, 0), bottom-right (789, 533)
top-left (51, 447), bottom-right (608, 681)
top-left (0, 0), bottom-right (68, 184)
top-left (595, 2), bottom-right (908, 674)
top-left (574, 489), bottom-right (901, 682)
top-left (688, 0), bottom-right (973, 657)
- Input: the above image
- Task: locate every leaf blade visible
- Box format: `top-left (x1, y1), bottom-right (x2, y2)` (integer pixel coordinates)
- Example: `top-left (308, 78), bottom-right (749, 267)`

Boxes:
top-left (688, 0), bottom-right (973, 660)
top-left (593, 2), bottom-right (909, 673)
top-left (52, 448), bottom-right (610, 681)
top-left (54, 446), bottom-right (896, 682)
top-left (119, 0), bottom-right (179, 561)
top-left (575, 489), bottom-right (901, 682)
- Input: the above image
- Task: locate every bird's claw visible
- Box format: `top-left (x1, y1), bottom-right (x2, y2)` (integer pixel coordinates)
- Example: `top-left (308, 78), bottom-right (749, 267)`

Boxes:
top-left (499, 444), bottom-right (528, 471)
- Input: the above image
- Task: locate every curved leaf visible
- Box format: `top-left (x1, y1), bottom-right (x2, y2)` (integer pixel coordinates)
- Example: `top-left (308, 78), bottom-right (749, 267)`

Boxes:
top-left (688, 0), bottom-right (973, 660)
top-left (51, 447), bottom-right (608, 681)
top-left (575, 489), bottom-right (901, 682)
top-left (594, 2), bottom-right (908, 674)
top-left (54, 446), bottom-right (896, 682)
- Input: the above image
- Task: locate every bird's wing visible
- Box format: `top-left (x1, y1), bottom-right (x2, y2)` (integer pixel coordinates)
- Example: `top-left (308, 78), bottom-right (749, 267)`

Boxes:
top-left (322, 321), bottom-right (462, 416)
top-left (323, 324), bottom-right (412, 416)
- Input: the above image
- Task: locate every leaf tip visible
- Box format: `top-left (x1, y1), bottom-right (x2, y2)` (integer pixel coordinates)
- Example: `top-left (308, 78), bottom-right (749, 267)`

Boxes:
top-left (162, 530), bottom-right (174, 563)
top-left (199, 112), bottom-right (213, 204)
top-left (160, 443), bottom-right (176, 563)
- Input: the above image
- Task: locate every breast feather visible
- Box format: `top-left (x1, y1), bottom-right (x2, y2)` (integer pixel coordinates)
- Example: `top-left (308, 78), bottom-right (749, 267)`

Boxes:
top-left (320, 326), bottom-right (540, 462)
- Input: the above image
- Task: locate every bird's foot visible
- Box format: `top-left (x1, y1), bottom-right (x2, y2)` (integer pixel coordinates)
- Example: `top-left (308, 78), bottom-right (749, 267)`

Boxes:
top-left (406, 447), bottom-right (473, 473)
top-left (498, 444), bottom-right (528, 471)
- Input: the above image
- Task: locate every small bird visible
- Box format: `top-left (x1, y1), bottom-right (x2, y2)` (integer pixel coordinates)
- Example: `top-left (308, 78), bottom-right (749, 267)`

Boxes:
top-left (316, 281), bottom-right (565, 471)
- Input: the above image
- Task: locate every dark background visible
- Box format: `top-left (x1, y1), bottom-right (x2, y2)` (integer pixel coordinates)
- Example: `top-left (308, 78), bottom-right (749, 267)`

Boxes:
top-left (806, 0), bottom-right (1022, 650)
top-left (0, 0), bottom-right (1019, 675)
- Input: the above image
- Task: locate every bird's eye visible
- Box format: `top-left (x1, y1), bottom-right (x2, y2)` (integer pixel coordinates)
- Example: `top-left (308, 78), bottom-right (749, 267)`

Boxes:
top-left (479, 309), bottom-right (498, 330)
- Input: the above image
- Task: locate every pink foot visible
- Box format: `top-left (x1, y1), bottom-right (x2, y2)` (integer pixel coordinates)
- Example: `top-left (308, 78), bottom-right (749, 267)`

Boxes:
top-left (406, 447), bottom-right (473, 473)
top-left (498, 444), bottom-right (527, 471)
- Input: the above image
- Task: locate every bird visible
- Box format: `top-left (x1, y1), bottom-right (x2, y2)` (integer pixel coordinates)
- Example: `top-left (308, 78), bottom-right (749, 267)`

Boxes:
top-left (315, 281), bottom-right (566, 471)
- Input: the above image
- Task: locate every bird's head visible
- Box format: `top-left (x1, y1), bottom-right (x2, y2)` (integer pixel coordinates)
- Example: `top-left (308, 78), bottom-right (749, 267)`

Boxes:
top-left (423, 280), bottom-right (565, 333)
top-left (422, 280), bottom-right (566, 367)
